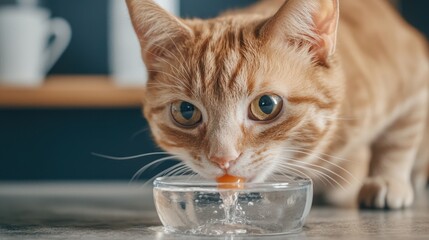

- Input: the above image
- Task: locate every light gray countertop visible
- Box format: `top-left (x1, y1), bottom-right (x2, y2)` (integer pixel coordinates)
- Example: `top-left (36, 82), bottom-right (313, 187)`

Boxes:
top-left (0, 182), bottom-right (428, 240)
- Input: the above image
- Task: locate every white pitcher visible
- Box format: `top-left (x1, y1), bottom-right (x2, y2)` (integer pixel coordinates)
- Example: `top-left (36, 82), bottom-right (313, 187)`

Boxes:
top-left (0, 5), bottom-right (71, 86)
top-left (109, 0), bottom-right (180, 86)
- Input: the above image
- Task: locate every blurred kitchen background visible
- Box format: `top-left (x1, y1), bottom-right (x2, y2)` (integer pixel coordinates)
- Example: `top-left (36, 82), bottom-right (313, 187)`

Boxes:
top-left (0, 0), bottom-right (428, 181)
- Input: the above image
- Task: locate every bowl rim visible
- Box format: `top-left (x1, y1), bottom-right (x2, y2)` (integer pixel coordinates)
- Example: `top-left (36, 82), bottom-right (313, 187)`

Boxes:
top-left (153, 175), bottom-right (312, 190)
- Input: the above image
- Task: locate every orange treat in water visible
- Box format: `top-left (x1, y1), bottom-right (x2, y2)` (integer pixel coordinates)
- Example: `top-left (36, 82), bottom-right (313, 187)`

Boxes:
top-left (216, 174), bottom-right (246, 189)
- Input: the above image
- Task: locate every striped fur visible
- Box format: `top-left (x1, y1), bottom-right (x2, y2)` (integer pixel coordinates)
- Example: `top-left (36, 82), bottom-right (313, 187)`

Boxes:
top-left (127, 0), bottom-right (429, 209)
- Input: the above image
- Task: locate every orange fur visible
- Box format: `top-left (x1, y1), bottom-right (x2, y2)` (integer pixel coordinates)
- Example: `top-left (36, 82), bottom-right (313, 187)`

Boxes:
top-left (127, 0), bottom-right (429, 209)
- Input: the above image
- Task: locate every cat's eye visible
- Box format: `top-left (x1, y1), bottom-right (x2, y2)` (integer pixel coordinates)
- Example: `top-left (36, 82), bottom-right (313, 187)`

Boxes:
top-left (249, 94), bottom-right (283, 121)
top-left (171, 101), bottom-right (202, 127)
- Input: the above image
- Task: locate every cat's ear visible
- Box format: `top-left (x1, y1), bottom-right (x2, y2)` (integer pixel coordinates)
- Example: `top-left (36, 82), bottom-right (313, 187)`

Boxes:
top-left (126, 0), bottom-right (192, 67)
top-left (260, 0), bottom-right (339, 65)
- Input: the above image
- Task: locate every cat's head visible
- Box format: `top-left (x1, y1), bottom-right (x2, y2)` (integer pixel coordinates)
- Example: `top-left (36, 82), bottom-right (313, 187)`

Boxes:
top-left (127, 0), bottom-right (343, 182)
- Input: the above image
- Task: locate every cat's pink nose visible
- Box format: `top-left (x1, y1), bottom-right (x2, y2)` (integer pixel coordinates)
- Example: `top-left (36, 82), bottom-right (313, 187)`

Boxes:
top-left (209, 154), bottom-right (240, 169)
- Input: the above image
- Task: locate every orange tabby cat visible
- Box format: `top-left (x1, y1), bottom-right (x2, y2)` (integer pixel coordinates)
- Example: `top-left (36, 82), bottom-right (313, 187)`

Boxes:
top-left (126, 0), bottom-right (429, 209)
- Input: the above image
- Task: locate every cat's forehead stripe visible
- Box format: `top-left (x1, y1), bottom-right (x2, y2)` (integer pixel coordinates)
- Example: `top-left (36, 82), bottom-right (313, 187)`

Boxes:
top-left (191, 22), bottom-right (250, 98)
top-left (196, 37), bottom-right (211, 90)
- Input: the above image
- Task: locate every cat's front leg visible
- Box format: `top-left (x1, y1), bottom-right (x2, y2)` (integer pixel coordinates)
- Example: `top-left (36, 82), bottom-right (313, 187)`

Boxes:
top-left (359, 99), bottom-right (427, 209)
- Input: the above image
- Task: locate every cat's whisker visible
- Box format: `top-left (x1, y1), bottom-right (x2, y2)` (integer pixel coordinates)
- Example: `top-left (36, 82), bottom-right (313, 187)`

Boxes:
top-left (142, 162), bottom-right (187, 187)
top-left (283, 149), bottom-right (360, 186)
top-left (281, 147), bottom-right (356, 179)
top-left (186, 173), bottom-right (199, 181)
top-left (270, 174), bottom-right (279, 182)
top-left (274, 164), bottom-right (326, 186)
top-left (165, 35), bottom-right (192, 80)
top-left (165, 165), bottom-right (190, 177)
top-left (145, 42), bottom-right (191, 81)
top-left (145, 42), bottom-right (182, 64)
top-left (285, 164), bottom-right (334, 188)
top-left (274, 163), bottom-right (312, 180)
top-left (270, 172), bottom-right (294, 181)
top-left (283, 157), bottom-right (353, 187)
top-left (277, 160), bottom-right (337, 188)
top-left (151, 167), bottom-right (196, 184)
top-left (92, 151), bottom-right (170, 161)
top-left (176, 166), bottom-right (195, 176)
top-left (145, 56), bottom-right (190, 88)
top-left (162, 163), bottom-right (187, 176)
top-left (131, 156), bottom-right (178, 182)
top-left (130, 127), bottom-right (150, 141)
top-left (158, 161), bottom-right (196, 179)
top-left (275, 163), bottom-right (330, 187)
top-left (281, 161), bottom-right (346, 191)
top-left (283, 146), bottom-right (349, 162)
top-left (281, 148), bottom-right (358, 183)
top-left (156, 164), bottom-right (186, 179)
top-left (143, 44), bottom-right (192, 93)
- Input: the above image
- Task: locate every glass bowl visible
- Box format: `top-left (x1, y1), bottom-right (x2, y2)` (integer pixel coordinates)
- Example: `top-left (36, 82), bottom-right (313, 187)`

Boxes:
top-left (153, 175), bottom-right (313, 236)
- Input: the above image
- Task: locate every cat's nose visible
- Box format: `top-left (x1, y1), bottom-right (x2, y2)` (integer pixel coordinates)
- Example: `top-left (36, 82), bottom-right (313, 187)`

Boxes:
top-left (209, 154), bottom-right (240, 170)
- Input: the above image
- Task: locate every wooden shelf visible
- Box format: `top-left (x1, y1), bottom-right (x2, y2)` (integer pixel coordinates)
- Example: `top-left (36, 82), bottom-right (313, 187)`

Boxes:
top-left (0, 76), bottom-right (145, 108)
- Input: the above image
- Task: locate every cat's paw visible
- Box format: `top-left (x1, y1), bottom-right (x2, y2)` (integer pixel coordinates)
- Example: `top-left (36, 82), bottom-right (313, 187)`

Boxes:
top-left (358, 176), bottom-right (414, 209)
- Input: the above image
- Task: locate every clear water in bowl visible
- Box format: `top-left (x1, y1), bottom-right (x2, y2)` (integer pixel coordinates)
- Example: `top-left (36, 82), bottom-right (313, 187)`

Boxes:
top-left (153, 175), bottom-right (313, 236)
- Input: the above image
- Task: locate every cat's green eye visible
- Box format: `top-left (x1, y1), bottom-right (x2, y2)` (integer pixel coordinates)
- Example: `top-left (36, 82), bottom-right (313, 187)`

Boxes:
top-left (171, 101), bottom-right (202, 127)
top-left (249, 94), bottom-right (283, 121)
